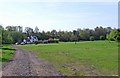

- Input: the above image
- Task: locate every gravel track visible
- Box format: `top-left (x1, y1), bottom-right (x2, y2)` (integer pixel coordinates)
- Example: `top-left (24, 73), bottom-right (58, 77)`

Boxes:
top-left (2, 45), bottom-right (62, 76)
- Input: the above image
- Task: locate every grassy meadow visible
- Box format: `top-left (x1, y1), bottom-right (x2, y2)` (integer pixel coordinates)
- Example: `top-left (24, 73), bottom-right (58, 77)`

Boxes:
top-left (0, 45), bottom-right (15, 64)
top-left (18, 41), bottom-right (118, 76)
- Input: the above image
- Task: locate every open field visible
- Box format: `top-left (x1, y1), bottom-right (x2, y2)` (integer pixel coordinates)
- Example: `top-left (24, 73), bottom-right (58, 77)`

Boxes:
top-left (0, 45), bottom-right (15, 63)
top-left (18, 41), bottom-right (118, 76)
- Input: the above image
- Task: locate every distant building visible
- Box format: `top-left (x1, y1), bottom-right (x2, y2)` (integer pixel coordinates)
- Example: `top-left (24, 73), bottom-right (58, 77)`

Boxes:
top-left (23, 39), bottom-right (27, 43)
top-left (29, 36), bottom-right (38, 43)
top-left (17, 36), bottom-right (38, 45)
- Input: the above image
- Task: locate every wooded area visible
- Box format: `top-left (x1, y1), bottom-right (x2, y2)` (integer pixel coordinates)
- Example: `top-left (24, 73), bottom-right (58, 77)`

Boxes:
top-left (0, 25), bottom-right (120, 44)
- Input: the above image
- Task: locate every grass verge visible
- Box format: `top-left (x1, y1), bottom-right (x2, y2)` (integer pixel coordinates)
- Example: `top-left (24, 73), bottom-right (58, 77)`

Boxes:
top-left (0, 44), bottom-right (15, 64)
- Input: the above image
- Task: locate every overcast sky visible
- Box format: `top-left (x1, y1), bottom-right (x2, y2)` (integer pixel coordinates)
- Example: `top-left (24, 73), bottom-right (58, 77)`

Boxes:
top-left (0, 0), bottom-right (118, 31)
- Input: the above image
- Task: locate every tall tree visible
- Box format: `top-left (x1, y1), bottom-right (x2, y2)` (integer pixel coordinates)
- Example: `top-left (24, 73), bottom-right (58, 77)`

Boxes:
top-left (6, 26), bottom-right (13, 31)
top-left (34, 26), bottom-right (39, 33)
top-left (0, 25), bottom-right (4, 45)
top-left (51, 30), bottom-right (57, 38)
top-left (25, 27), bottom-right (33, 36)
top-left (73, 30), bottom-right (79, 44)
top-left (10, 31), bottom-right (24, 43)
top-left (17, 26), bottom-right (23, 32)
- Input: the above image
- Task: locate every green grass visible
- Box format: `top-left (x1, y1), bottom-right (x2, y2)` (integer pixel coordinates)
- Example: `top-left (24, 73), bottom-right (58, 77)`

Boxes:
top-left (0, 45), bottom-right (15, 64)
top-left (18, 41), bottom-right (118, 76)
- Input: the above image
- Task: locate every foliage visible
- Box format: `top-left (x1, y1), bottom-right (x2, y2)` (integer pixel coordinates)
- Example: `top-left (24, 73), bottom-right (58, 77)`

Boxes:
top-left (1, 25), bottom-right (117, 44)
top-left (116, 36), bottom-right (120, 42)
top-left (2, 30), bottom-right (13, 44)
top-left (48, 39), bottom-right (59, 43)
top-left (0, 26), bottom-right (2, 45)
top-left (34, 26), bottom-right (39, 33)
top-left (100, 35), bottom-right (105, 40)
top-left (10, 31), bottom-right (25, 43)
top-left (34, 41), bottom-right (38, 45)
top-left (38, 40), bottom-right (43, 44)
top-left (89, 36), bottom-right (95, 41)
top-left (6, 26), bottom-right (23, 32)
top-left (107, 29), bottom-right (120, 41)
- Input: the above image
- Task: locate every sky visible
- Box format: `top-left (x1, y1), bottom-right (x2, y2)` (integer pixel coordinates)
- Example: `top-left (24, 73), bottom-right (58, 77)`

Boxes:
top-left (0, 0), bottom-right (118, 31)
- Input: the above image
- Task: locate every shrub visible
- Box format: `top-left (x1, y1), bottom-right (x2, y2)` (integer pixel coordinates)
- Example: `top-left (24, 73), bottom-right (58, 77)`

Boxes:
top-left (38, 40), bottom-right (43, 44)
top-left (108, 37), bottom-right (115, 41)
top-left (116, 35), bottom-right (120, 42)
top-left (4, 36), bottom-right (13, 44)
top-left (43, 40), bottom-right (48, 44)
top-left (100, 35), bottom-right (105, 40)
top-left (34, 41), bottom-right (38, 45)
top-left (89, 36), bottom-right (95, 41)
top-left (106, 29), bottom-right (120, 41)
top-left (48, 39), bottom-right (59, 43)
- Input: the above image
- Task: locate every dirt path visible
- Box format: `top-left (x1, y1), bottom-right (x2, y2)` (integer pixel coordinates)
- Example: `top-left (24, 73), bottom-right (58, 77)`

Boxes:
top-left (2, 45), bottom-right (62, 76)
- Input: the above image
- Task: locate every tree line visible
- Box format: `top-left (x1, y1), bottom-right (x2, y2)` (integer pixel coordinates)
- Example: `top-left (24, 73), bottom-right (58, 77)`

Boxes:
top-left (0, 25), bottom-right (120, 44)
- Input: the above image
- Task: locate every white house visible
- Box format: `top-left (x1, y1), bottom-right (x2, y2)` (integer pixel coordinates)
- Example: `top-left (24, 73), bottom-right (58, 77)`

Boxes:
top-left (20, 36), bottom-right (38, 44)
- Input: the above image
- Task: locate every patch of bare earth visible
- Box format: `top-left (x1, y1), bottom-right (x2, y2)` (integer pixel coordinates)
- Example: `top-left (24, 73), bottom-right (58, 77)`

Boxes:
top-left (2, 45), bottom-right (62, 76)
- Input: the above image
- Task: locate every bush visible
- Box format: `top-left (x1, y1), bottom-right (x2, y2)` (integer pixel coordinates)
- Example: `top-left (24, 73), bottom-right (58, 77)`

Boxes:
top-left (110, 38), bottom-right (115, 41)
top-left (116, 36), bottom-right (120, 42)
top-left (48, 39), bottom-right (59, 43)
top-left (106, 29), bottom-right (119, 41)
top-left (100, 35), bottom-right (105, 40)
top-left (89, 36), bottom-right (95, 41)
top-left (34, 41), bottom-right (38, 45)
top-left (43, 40), bottom-right (48, 44)
top-left (38, 40), bottom-right (43, 44)
top-left (4, 37), bottom-right (13, 44)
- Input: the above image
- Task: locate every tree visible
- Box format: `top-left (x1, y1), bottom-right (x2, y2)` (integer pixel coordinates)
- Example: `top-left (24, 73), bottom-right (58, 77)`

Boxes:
top-left (34, 26), bottom-right (39, 33)
top-left (17, 26), bottom-right (23, 32)
top-left (40, 31), bottom-right (48, 40)
top-left (0, 25), bottom-right (4, 45)
top-left (100, 35), bottom-right (105, 40)
top-left (106, 27), bottom-right (112, 34)
top-left (70, 34), bottom-right (78, 42)
top-left (89, 36), bottom-right (95, 41)
top-left (116, 35), bottom-right (120, 42)
top-left (2, 30), bottom-right (13, 44)
top-left (6, 26), bottom-right (23, 32)
top-left (1, 25), bottom-right (116, 43)
top-left (0, 25), bottom-right (4, 30)
top-left (25, 27), bottom-right (33, 36)
top-left (6, 26), bottom-right (13, 31)
top-left (106, 29), bottom-right (120, 41)
top-left (51, 29), bottom-right (57, 38)
top-left (73, 30), bottom-right (79, 44)
top-left (94, 26), bottom-right (107, 40)
top-left (6, 36), bottom-right (13, 44)
top-left (10, 31), bottom-right (24, 43)
top-left (79, 29), bottom-right (91, 41)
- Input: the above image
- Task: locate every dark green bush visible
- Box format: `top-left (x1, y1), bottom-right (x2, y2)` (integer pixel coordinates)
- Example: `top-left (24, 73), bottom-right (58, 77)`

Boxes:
top-left (89, 36), bottom-right (95, 41)
top-left (38, 40), bottom-right (43, 44)
top-left (34, 41), bottom-right (38, 45)
top-left (116, 36), bottom-right (120, 42)
top-left (100, 35), bottom-right (105, 40)
top-left (48, 39), bottom-right (59, 43)
top-left (110, 38), bottom-right (115, 41)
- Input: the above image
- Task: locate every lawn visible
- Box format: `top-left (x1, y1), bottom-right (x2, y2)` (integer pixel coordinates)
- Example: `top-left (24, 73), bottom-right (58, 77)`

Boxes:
top-left (0, 45), bottom-right (15, 64)
top-left (18, 41), bottom-right (118, 76)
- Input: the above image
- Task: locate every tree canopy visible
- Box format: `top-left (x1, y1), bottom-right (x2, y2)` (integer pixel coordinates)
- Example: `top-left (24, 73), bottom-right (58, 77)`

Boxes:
top-left (1, 25), bottom-right (119, 44)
